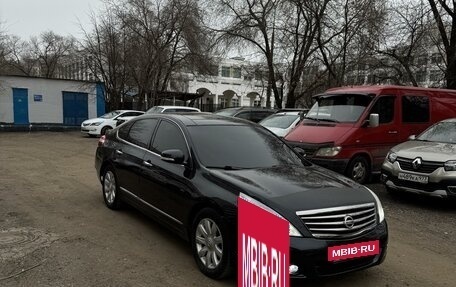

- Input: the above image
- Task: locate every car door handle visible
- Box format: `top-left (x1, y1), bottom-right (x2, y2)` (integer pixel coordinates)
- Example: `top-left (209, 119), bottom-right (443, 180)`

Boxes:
top-left (388, 131), bottom-right (398, 134)
top-left (115, 149), bottom-right (123, 155)
top-left (143, 160), bottom-right (154, 168)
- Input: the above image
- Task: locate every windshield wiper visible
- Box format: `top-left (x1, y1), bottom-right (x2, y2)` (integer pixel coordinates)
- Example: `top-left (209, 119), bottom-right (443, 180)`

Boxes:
top-left (317, 118), bottom-right (340, 123)
top-left (304, 117), bottom-right (339, 123)
top-left (206, 166), bottom-right (246, 170)
top-left (304, 116), bottom-right (320, 122)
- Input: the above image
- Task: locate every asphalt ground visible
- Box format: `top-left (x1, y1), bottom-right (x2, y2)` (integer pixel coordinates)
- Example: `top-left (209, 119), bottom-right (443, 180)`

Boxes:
top-left (0, 132), bottom-right (455, 286)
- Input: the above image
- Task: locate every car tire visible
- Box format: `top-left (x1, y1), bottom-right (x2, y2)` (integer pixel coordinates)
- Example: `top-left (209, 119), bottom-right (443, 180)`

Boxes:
top-left (102, 167), bottom-right (122, 210)
top-left (191, 208), bottom-right (232, 279)
top-left (101, 126), bottom-right (112, 136)
top-left (346, 156), bottom-right (370, 184)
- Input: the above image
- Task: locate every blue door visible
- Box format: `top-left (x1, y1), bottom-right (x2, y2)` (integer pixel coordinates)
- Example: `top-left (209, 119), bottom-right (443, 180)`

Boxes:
top-left (13, 88), bottom-right (29, 124)
top-left (62, 92), bottom-right (88, 126)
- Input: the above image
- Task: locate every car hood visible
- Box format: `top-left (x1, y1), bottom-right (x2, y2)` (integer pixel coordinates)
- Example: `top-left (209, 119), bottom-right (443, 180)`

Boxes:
top-left (82, 118), bottom-right (105, 125)
top-left (393, 140), bottom-right (456, 162)
top-left (207, 165), bottom-right (374, 213)
top-left (285, 123), bottom-right (354, 144)
top-left (264, 127), bottom-right (288, 137)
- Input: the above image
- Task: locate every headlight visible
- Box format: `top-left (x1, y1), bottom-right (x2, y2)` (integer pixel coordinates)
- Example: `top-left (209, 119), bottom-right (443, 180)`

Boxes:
top-left (239, 193), bottom-right (303, 237)
top-left (444, 160), bottom-right (456, 171)
top-left (91, 122), bottom-right (103, 126)
top-left (387, 151), bottom-right (397, 163)
top-left (365, 187), bottom-right (385, 223)
top-left (289, 223), bottom-right (302, 237)
top-left (315, 146), bottom-right (341, 157)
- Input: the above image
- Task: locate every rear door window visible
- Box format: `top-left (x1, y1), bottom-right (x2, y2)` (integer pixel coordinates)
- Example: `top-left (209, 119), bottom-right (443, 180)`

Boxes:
top-left (127, 119), bottom-right (158, 148)
top-left (402, 96), bottom-right (430, 123)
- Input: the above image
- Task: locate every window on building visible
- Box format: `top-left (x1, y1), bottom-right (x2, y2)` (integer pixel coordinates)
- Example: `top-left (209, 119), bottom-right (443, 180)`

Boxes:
top-left (415, 70), bottom-right (427, 83)
top-left (431, 53), bottom-right (442, 64)
top-left (231, 98), bottom-right (239, 107)
top-left (429, 70), bottom-right (441, 82)
top-left (253, 99), bottom-right (261, 107)
top-left (232, 67), bottom-right (242, 78)
top-left (416, 55), bottom-right (428, 66)
top-left (402, 96), bottom-right (430, 123)
top-left (221, 66), bottom-right (230, 77)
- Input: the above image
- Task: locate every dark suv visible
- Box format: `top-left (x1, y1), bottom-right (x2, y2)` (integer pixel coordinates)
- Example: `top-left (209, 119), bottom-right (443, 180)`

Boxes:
top-left (214, 107), bottom-right (276, 122)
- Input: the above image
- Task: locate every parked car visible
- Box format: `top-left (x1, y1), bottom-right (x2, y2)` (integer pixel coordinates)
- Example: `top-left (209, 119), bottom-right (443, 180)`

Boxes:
top-left (95, 113), bottom-right (388, 280)
top-left (214, 107), bottom-right (276, 123)
top-left (259, 110), bottom-right (307, 137)
top-left (116, 106), bottom-right (201, 126)
top-left (381, 118), bottom-right (456, 198)
top-left (285, 85), bottom-right (456, 183)
top-left (81, 110), bottom-right (144, 136)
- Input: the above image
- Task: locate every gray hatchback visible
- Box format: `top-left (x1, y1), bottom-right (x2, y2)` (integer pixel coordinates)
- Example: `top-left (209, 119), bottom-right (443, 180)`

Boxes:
top-left (381, 118), bottom-right (456, 198)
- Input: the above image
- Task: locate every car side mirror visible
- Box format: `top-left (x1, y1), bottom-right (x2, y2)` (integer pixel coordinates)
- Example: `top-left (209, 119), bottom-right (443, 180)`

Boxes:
top-left (368, 113), bottom-right (379, 128)
top-left (161, 149), bottom-right (185, 164)
top-left (293, 147), bottom-right (306, 157)
top-left (408, 135), bottom-right (416, 140)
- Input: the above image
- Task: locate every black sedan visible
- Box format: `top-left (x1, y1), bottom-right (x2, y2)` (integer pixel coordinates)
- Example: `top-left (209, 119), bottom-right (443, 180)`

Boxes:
top-left (95, 113), bottom-right (388, 279)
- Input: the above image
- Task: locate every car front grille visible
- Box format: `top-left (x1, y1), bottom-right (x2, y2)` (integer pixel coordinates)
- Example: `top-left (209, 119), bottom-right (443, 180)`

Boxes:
top-left (297, 203), bottom-right (377, 239)
top-left (82, 123), bottom-right (90, 127)
top-left (397, 157), bottom-right (443, 174)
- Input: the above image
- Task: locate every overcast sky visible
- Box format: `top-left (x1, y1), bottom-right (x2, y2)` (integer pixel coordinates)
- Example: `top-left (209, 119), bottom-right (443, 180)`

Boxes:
top-left (0, 0), bottom-right (104, 40)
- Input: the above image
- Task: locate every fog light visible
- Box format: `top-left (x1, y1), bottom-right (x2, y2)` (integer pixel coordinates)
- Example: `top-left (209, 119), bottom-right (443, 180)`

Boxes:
top-left (289, 265), bottom-right (299, 275)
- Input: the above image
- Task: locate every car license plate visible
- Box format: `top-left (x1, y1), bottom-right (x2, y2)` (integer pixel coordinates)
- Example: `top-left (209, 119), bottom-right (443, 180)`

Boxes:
top-left (328, 240), bottom-right (380, 262)
top-left (398, 172), bottom-right (428, 184)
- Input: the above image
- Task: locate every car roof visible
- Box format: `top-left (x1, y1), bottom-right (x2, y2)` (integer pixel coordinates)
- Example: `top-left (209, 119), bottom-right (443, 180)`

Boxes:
top-left (157, 106), bottom-right (200, 110)
top-left (216, 107), bottom-right (276, 112)
top-left (139, 112), bottom-right (254, 126)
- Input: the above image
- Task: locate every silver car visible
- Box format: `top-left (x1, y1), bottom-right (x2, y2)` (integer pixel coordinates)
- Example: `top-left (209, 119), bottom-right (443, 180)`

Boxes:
top-left (381, 118), bottom-right (456, 198)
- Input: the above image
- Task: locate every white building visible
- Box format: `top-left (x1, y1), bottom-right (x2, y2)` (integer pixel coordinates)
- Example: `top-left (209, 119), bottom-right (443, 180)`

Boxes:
top-left (184, 57), bottom-right (280, 110)
top-left (0, 75), bottom-right (105, 127)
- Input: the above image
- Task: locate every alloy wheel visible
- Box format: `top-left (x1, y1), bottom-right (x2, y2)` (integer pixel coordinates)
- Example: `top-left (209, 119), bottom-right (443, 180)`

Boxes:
top-left (195, 218), bottom-right (223, 270)
top-left (104, 171), bottom-right (116, 205)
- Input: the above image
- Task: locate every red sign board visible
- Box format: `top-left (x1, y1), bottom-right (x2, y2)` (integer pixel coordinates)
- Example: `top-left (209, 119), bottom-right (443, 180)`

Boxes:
top-left (328, 240), bottom-right (380, 262)
top-left (238, 194), bottom-right (289, 287)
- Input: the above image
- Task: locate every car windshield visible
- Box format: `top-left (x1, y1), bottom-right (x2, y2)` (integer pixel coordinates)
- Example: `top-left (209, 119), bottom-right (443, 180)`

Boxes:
top-left (214, 108), bottom-right (239, 117)
top-left (147, 106), bottom-right (165, 113)
top-left (188, 125), bottom-right (303, 169)
top-left (417, 122), bottom-right (456, 144)
top-left (259, 114), bottom-right (300, 129)
top-left (100, 111), bottom-right (122, 119)
top-left (306, 94), bottom-right (372, 123)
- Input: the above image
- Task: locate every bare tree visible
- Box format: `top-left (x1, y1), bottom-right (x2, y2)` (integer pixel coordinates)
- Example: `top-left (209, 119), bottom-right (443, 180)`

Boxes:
top-left (82, 7), bottom-right (131, 111)
top-left (212, 0), bottom-right (284, 108)
top-left (427, 0), bottom-right (456, 89)
top-left (316, 0), bottom-right (385, 87)
top-left (29, 31), bottom-right (76, 78)
top-left (280, 0), bottom-right (330, 108)
top-left (374, 0), bottom-right (432, 86)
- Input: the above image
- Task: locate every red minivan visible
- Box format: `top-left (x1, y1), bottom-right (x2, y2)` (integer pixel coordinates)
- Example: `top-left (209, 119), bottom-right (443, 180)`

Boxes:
top-left (285, 85), bottom-right (456, 183)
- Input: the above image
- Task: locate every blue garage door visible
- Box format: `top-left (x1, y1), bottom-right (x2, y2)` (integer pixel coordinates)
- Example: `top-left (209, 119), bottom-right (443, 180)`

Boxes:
top-left (62, 92), bottom-right (88, 126)
top-left (13, 88), bottom-right (29, 124)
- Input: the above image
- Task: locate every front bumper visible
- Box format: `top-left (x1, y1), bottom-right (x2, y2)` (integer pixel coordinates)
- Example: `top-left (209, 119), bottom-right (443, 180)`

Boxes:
top-left (381, 161), bottom-right (456, 198)
top-left (289, 221), bottom-right (388, 279)
top-left (81, 125), bottom-right (101, 135)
